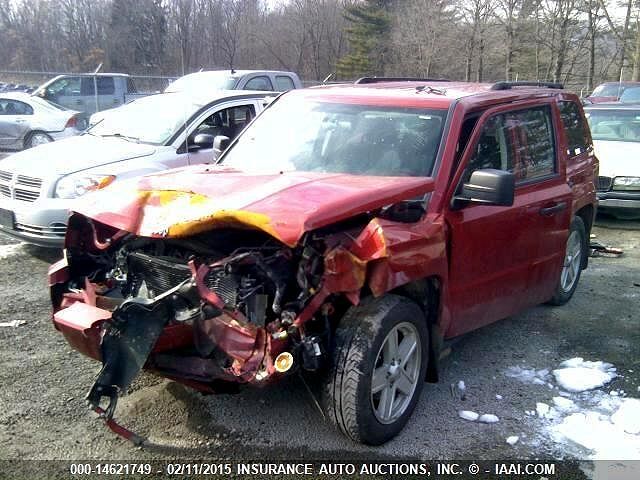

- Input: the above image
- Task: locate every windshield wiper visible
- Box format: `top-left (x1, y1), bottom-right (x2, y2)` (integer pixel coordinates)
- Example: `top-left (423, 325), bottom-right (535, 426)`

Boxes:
top-left (101, 133), bottom-right (140, 143)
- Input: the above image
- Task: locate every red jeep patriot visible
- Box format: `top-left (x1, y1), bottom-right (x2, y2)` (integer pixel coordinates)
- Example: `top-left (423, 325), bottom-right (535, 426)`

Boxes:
top-left (49, 80), bottom-right (598, 445)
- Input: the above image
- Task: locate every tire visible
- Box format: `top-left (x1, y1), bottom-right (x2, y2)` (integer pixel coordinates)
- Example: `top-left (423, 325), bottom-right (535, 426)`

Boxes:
top-left (24, 131), bottom-right (53, 149)
top-left (549, 216), bottom-right (587, 306)
top-left (321, 294), bottom-right (429, 445)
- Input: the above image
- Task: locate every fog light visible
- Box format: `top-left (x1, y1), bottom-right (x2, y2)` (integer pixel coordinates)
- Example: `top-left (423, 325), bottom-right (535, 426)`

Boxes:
top-left (274, 352), bottom-right (294, 373)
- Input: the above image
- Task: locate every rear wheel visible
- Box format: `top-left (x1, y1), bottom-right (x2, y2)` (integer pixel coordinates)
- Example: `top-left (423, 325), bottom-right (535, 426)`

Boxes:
top-left (549, 216), bottom-right (586, 305)
top-left (321, 294), bottom-right (429, 445)
top-left (24, 131), bottom-right (53, 149)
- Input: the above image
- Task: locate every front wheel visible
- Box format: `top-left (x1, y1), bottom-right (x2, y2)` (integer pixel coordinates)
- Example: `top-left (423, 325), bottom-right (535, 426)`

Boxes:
top-left (549, 216), bottom-right (587, 305)
top-left (321, 295), bottom-right (429, 445)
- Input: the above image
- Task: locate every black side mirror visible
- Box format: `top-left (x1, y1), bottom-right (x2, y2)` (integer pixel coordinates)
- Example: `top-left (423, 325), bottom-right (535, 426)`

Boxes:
top-left (453, 169), bottom-right (515, 208)
top-left (192, 133), bottom-right (215, 149)
top-left (213, 135), bottom-right (231, 160)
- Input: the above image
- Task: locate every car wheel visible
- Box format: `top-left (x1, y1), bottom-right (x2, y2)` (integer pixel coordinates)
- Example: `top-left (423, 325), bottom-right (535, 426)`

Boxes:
top-left (24, 131), bottom-right (53, 149)
top-left (549, 216), bottom-right (587, 306)
top-left (321, 294), bottom-right (428, 445)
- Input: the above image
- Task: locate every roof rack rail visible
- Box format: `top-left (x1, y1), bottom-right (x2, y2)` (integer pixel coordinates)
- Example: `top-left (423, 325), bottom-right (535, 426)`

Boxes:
top-left (355, 76), bottom-right (449, 85)
top-left (491, 81), bottom-right (564, 90)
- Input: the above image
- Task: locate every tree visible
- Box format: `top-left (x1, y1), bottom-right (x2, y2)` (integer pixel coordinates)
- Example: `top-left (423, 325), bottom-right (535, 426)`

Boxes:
top-left (336, 0), bottom-right (391, 79)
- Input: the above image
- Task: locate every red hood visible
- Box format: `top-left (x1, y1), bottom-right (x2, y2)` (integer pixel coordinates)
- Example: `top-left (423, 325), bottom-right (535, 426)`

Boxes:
top-left (73, 166), bottom-right (435, 247)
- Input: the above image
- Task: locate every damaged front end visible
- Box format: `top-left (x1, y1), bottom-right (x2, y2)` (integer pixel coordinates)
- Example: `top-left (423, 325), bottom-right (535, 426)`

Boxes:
top-left (49, 212), bottom-right (369, 438)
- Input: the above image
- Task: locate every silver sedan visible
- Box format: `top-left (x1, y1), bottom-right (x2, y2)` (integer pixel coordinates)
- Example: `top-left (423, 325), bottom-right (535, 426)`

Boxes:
top-left (0, 92), bottom-right (83, 150)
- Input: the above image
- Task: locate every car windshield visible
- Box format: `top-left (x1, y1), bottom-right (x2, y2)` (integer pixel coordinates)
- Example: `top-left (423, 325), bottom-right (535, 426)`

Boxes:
top-left (586, 109), bottom-right (640, 142)
top-left (619, 87), bottom-right (640, 103)
top-left (221, 96), bottom-right (447, 177)
top-left (591, 84), bottom-right (627, 97)
top-left (165, 72), bottom-right (236, 93)
top-left (87, 93), bottom-right (202, 145)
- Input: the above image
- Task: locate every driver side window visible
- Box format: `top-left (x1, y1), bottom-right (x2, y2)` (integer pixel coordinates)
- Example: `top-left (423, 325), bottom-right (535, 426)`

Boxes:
top-left (461, 106), bottom-right (555, 185)
top-left (188, 104), bottom-right (256, 146)
top-left (461, 114), bottom-right (514, 184)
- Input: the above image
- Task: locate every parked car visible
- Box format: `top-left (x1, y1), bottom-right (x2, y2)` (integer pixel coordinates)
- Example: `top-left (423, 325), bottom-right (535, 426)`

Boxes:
top-left (32, 73), bottom-right (150, 115)
top-left (584, 81), bottom-right (640, 104)
top-left (585, 103), bottom-right (640, 218)
top-left (0, 92), bottom-right (83, 150)
top-left (0, 90), bottom-right (274, 247)
top-left (49, 80), bottom-right (597, 445)
top-left (165, 70), bottom-right (302, 93)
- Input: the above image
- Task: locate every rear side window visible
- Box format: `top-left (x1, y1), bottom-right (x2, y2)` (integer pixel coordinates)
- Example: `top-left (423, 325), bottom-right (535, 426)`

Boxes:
top-left (244, 76), bottom-right (273, 91)
top-left (511, 106), bottom-right (556, 181)
top-left (275, 76), bottom-right (295, 91)
top-left (0, 99), bottom-right (33, 115)
top-left (559, 101), bottom-right (589, 156)
top-left (97, 77), bottom-right (115, 95)
top-left (463, 106), bottom-right (555, 184)
top-left (80, 78), bottom-right (95, 95)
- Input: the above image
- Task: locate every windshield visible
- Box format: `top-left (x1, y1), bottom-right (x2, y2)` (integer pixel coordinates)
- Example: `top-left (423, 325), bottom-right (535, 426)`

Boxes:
top-left (221, 96), bottom-right (446, 177)
top-left (586, 109), bottom-right (640, 142)
top-left (619, 87), bottom-right (640, 103)
top-left (165, 72), bottom-right (236, 93)
top-left (87, 93), bottom-right (201, 145)
top-left (591, 84), bottom-right (628, 97)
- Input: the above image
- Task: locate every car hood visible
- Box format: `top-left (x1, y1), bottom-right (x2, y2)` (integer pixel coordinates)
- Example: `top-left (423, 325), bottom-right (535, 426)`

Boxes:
top-left (0, 135), bottom-right (156, 177)
top-left (74, 166), bottom-right (435, 247)
top-left (593, 140), bottom-right (640, 177)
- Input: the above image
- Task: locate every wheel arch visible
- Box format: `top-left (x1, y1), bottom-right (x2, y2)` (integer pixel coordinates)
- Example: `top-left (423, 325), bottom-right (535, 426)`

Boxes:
top-left (389, 276), bottom-right (442, 383)
top-left (574, 204), bottom-right (594, 269)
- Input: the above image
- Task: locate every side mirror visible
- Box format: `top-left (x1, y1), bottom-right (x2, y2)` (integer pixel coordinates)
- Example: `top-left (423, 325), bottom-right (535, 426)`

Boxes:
top-left (192, 133), bottom-right (215, 149)
top-left (453, 169), bottom-right (515, 208)
top-left (213, 135), bottom-right (231, 160)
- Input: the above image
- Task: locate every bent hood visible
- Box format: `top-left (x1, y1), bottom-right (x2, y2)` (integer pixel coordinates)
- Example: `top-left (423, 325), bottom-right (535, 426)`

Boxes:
top-left (0, 135), bottom-right (156, 176)
top-left (74, 166), bottom-right (435, 247)
top-left (593, 140), bottom-right (640, 177)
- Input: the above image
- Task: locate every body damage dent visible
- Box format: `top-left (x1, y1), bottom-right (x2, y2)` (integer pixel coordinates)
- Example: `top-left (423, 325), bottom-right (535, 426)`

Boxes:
top-left (72, 171), bottom-right (436, 247)
top-left (49, 190), bottom-right (448, 439)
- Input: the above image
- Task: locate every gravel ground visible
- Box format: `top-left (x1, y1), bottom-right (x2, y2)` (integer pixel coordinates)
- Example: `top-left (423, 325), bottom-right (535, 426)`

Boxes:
top-left (0, 215), bottom-right (638, 478)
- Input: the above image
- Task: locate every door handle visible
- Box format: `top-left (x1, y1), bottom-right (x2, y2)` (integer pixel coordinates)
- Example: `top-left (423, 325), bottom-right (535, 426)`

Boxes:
top-left (75, 100), bottom-right (83, 105)
top-left (539, 202), bottom-right (567, 216)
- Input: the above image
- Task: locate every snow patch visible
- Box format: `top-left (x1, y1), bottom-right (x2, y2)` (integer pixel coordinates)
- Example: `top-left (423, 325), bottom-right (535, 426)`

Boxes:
top-left (506, 366), bottom-right (550, 384)
top-left (552, 408), bottom-right (640, 460)
top-left (478, 414), bottom-right (499, 424)
top-left (553, 358), bottom-right (616, 392)
top-left (0, 243), bottom-right (23, 259)
top-left (611, 399), bottom-right (640, 435)
top-left (536, 402), bottom-right (551, 418)
top-left (552, 396), bottom-right (576, 412)
top-left (458, 410), bottom-right (478, 422)
top-left (506, 435), bottom-right (519, 446)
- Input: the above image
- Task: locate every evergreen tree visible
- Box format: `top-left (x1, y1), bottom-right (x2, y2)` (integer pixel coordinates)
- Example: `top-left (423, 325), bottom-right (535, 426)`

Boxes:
top-left (336, 0), bottom-right (391, 79)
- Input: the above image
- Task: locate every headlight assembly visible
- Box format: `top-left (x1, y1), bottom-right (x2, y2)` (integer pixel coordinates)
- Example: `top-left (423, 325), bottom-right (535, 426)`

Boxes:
top-left (55, 174), bottom-right (116, 199)
top-left (612, 176), bottom-right (640, 191)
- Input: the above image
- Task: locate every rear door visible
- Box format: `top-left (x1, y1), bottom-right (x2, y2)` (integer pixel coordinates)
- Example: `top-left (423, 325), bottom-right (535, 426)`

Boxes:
top-left (96, 77), bottom-right (120, 111)
top-left (0, 99), bottom-right (33, 147)
top-left (445, 100), bottom-right (572, 337)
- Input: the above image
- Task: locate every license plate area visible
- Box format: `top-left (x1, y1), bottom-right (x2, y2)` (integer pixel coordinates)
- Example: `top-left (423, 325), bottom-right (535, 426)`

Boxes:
top-left (0, 208), bottom-right (15, 229)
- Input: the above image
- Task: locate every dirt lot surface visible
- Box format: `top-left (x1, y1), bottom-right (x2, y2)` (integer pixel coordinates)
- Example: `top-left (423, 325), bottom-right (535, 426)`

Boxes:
top-left (0, 215), bottom-right (638, 478)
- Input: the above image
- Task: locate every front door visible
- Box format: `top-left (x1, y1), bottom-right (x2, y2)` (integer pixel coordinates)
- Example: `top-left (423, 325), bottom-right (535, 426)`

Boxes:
top-left (186, 101), bottom-right (258, 165)
top-left (445, 101), bottom-right (571, 337)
